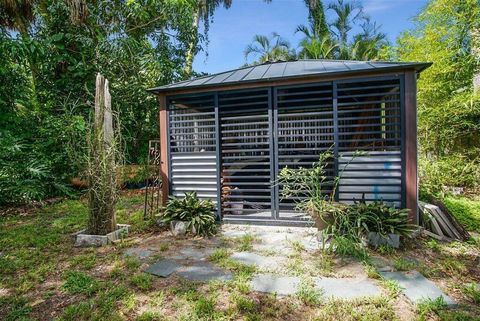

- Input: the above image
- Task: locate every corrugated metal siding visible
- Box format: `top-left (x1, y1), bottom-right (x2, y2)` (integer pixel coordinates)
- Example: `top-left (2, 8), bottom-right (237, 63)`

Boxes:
top-left (168, 94), bottom-right (218, 203)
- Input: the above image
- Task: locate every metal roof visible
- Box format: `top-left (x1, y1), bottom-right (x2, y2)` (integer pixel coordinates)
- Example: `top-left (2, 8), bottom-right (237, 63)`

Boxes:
top-left (148, 59), bottom-right (431, 94)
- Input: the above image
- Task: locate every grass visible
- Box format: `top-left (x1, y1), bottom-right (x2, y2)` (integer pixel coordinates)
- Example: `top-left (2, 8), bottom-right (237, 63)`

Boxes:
top-left (1, 192), bottom-right (480, 320)
top-left (62, 270), bottom-right (99, 296)
top-left (443, 196), bottom-right (480, 232)
top-left (393, 257), bottom-right (417, 271)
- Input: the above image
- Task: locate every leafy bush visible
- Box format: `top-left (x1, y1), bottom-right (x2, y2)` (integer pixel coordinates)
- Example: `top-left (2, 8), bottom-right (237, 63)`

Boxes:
top-left (159, 192), bottom-right (217, 236)
top-left (419, 154), bottom-right (480, 200)
top-left (443, 196), bottom-right (480, 232)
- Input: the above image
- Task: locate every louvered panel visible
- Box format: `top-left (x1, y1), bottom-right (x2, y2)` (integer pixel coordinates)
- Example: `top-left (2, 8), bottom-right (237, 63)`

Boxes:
top-left (336, 78), bottom-right (403, 207)
top-left (219, 89), bottom-right (273, 218)
top-left (168, 94), bottom-right (218, 203)
top-left (275, 83), bottom-right (334, 218)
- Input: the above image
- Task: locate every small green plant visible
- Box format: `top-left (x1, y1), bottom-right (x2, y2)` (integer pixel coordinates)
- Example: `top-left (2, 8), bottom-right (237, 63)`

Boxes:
top-left (380, 278), bottom-right (401, 298)
top-left (425, 239), bottom-right (440, 251)
top-left (393, 258), bottom-right (417, 271)
top-left (296, 280), bottom-right (323, 305)
top-left (193, 296), bottom-right (216, 319)
top-left (159, 192), bottom-right (217, 236)
top-left (238, 234), bottom-right (255, 251)
top-left (416, 297), bottom-right (448, 321)
top-left (364, 263), bottom-right (380, 279)
top-left (129, 272), bottom-right (154, 291)
top-left (331, 236), bottom-right (370, 262)
top-left (461, 283), bottom-right (480, 304)
top-left (62, 270), bottom-right (99, 296)
top-left (136, 311), bottom-right (164, 321)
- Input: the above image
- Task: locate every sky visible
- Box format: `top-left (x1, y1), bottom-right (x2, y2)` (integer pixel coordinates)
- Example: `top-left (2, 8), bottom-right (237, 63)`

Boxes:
top-left (192, 0), bottom-right (429, 74)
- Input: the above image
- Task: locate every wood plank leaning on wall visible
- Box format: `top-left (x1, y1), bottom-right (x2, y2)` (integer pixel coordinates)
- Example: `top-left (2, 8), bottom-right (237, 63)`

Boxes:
top-left (405, 70), bottom-right (418, 224)
top-left (158, 94), bottom-right (169, 205)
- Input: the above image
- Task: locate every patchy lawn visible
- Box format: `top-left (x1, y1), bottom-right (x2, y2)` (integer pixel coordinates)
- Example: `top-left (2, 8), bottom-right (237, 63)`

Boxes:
top-left (1, 192), bottom-right (479, 321)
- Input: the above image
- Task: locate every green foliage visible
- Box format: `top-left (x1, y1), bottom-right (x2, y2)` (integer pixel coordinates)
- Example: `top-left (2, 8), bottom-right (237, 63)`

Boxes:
top-left (393, 258), bottom-right (417, 271)
top-left (160, 192), bottom-right (217, 236)
top-left (62, 270), bottom-right (99, 296)
top-left (296, 280), bottom-right (323, 306)
top-left (443, 196), bottom-right (480, 232)
top-left (396, 0), bottom-right (480, 195)
top-left (129, 273), bottom-right (154, 291)
top-left (461, 283), bottom-right (480, 304)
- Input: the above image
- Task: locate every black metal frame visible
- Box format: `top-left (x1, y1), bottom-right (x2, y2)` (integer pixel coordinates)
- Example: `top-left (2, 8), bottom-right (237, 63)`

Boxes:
top-left (165, 75), bottom-right (407, 225)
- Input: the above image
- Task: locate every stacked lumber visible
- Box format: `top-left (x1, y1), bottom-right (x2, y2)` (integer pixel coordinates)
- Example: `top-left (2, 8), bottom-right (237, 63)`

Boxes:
top-left (419, 201), bottom-right (470, 242)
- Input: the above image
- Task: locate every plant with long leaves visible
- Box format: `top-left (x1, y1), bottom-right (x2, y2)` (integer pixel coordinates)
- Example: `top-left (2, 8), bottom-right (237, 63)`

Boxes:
top-left (160, 191), bottom-right (217, 236)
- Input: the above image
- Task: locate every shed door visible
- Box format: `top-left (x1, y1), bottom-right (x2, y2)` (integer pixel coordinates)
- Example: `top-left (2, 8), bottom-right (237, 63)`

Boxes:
top-left (219, 89), bottom-right (275, 219)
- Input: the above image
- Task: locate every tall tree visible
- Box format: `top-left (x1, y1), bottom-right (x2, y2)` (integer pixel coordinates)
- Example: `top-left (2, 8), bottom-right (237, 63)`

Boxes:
top-left (296, 24), bottom-right (337, 59)
top-left (304, 0), bottom-right (329, 38)
top-left (244, 32), bottom-right (295, 64)
top-left (327, 0), bottom-right (362, 59)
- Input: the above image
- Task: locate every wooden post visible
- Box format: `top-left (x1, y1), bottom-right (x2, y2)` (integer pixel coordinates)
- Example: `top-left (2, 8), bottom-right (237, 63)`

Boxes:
top-left (159, 94), bottom-right (169, 205)
top-left (405, 71), bottom-right (418, 224)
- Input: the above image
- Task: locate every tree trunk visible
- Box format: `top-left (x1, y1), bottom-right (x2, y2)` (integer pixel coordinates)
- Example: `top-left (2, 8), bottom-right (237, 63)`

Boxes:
top-left (87, 73), bottom-right (117, 235)
top-left (184, 9), bottom-right (200, 77)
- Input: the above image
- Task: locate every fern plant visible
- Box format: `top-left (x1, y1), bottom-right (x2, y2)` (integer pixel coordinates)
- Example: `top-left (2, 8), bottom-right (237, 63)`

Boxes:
top-left (160, 192), bottom-right (217, 236)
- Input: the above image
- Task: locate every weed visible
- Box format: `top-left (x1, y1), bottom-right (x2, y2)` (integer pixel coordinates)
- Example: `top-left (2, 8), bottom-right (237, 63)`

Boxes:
top-left (332, 236), bottom-right (370, 262)
top-left (69, 252), bottom-right (97, 270)
top-left (232, 293), bottom-right (257, 314)
top-left (209, 248), bottom-right (229, 262)
top-left (124, 255), bottom-right (142, 272)
top-left (393, 257), bottom-right (417, 271)
top-left (416, 297), bottom-right (447, 321)
top-left (62, 270), bottom-right (99, 296)
top-left (316, 297), bottom-right (396, 320)
top-left (130, 272), bottom-right (154, 291)
top-left (461, 283), bottom-right (480, 304)
top-left (193, 296), bottom-right (216, 319)
top-left (425, 239), bottom-right (440, 252)
top-left (376, 244), bottom-right (396, 255)
top-left (289, 240), bottom-right (305, 253)
top-left (380, 278), bottom-right (401, 298)
top-left (315, 252), bottom-right (335, 275)
top-left (136, 311), bottom-right (164, 321)
top-left (159, 243), bottom-right (169, 252)
top-left (150, 290), bottom-right (166, 307)
top-left (122, 293), bottom-right (137, 312)
top-left (238, 234), bottom-right (255, 251)
top-left (363, 263), bottom-right (380, 279)
top-left (296, 280), bottom-right (323, 306)
top-left (440, 257), bottom-right (467, 275)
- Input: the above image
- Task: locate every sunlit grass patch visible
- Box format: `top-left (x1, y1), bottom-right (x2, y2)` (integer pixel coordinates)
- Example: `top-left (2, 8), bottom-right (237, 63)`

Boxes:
top-left (62, 270), bottom-right (99, 297)
top-left (315, 296), bottom-right (396, 320)
top-left (129, 272), bottom-right (155, 291)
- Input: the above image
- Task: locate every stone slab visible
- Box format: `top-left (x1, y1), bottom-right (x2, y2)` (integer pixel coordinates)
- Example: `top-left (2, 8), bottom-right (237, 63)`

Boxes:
top-left (314, 278), bottom-right (382, 299)
top-left (72, 224), bottom-right (130, 247)
top-left (230, 252), bottom-right (280, 269)
top-left (380, 271), bottom-right (455, 305)
top-left (250, 274), bottom-right (300, 296)
top-left (124, 248), bottom-right (154, 260)
top-left (177, 262), bottom-right (233, 282)
top-left (144, 259), bottom-right (182, 277)
top-left (171, 247), bottom-right (215, 261)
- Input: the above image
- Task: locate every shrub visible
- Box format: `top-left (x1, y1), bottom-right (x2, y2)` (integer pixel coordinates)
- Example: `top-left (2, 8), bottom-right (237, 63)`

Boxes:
top-left (159, 192), bottom-right (217, 236)
top-left (443, 196), bottom-right (480, 232)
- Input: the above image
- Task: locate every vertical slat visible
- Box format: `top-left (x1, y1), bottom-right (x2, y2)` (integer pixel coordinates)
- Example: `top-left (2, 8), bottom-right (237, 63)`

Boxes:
top-left (405, 71), bottom-right (418, 223)
top-left (215, 92), bottom-right (222, 220)
top-left (159, 94), bottom-right (169, 205)
top-left (332, 81), bottom-right (339, 202)
top-left (268, 87), bottom-right (275, 219)
top-left (273, 87), bottom-right (279, 219)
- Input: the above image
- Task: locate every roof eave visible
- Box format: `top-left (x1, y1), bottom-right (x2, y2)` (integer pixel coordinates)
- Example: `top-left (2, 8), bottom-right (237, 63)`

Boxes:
top-left (147, 62), bottom-right (432, 95)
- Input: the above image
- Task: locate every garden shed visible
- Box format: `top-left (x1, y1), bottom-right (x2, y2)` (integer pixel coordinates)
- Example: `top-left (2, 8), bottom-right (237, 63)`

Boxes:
top-left (148, 59), bottom-right (431, 226)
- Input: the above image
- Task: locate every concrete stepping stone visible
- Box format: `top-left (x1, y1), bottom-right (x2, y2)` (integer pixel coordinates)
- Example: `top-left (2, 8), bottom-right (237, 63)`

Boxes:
top-left (177, 262), bottom-right (233, 282)
top-left (170, 246), bottom-right (215, 261)
top-left (124, 247), bottom-right (154, 260)
top-left (251, 274), bottom-right (300, 296)
top-left (314, 278), bottom-right (382, 299)
top-left (144, 259), bottom-right (182, 277)
top-left (380, 271), bottom-right (455, 306)
top-left (230, 252), bottom-right (281, 269)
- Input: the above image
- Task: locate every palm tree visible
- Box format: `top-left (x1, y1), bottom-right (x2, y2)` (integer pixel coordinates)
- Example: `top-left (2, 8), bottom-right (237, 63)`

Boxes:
top-left (304, 0), bottom-right (329, 38)
top-left (327, 0), bottom-right (362, 58)
top-left (350, 16), bottom-right (388, 60)
top-left (295, 24), bottom-right (337, 59)
top-left (244, 32), bottom-right (295, 64)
